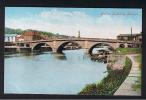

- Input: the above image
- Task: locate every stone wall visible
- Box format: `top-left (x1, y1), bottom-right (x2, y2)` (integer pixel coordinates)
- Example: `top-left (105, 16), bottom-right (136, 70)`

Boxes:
top-left (107, 54), bottom-right (126, 70)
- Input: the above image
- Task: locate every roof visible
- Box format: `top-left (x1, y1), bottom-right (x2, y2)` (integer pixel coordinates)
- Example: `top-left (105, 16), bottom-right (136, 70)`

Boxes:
top-left (22, 30), bottom-right (42, 36)
top-left (117, 33), bottom-right (141, 37)
top-left (5, 34), bottom-right (17, 37)
top-left (16, 35), bottom-right (22, 37)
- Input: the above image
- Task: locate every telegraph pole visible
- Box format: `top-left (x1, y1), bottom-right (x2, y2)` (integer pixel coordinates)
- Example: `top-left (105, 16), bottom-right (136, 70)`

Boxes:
top-left (131, 27), bottom-right (134, 47)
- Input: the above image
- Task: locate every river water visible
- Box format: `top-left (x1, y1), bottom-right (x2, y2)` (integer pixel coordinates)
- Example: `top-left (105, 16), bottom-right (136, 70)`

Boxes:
top-left (4, 49), bottom-right (107, 94)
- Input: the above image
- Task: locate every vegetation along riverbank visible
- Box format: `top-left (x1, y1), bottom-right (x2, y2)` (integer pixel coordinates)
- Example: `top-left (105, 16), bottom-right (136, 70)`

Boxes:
top-left (132, 54), bottom-right (141, 93)
top-left (115, 48), bottom-right (141, 54)
top-left (78, 48), bottom-right (142, 95)
top-left (78, 56), bottom-right (132, 95)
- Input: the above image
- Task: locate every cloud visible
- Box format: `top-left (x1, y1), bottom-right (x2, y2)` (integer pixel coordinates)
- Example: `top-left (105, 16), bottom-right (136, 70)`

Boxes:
top-left (5, 9), bottom-right (142, 39)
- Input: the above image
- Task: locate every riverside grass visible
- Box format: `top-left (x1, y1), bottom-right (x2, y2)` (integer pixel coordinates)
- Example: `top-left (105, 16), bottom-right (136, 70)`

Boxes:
top-left (115, 48), bottom-right (141, 54)
top-left (78, 57), bottom-right (132, 95)
top-left (132, 54), bottom-right (141, 92)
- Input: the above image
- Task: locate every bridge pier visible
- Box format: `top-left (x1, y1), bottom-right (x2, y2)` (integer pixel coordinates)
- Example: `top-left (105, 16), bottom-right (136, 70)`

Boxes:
top-left (84, 48), bottom-right (89, 54)
top-left (52, 48), bottom-right (57, 53)
top-left (125, 43), bottom-right (128, 48)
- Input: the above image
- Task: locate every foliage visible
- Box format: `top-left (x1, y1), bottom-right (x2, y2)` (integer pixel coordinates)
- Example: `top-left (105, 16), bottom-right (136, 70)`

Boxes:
top-left (5, 27), bottom-right (56, 37)
top-left (132, 76), bottom-right (141, 92)
top-left (79, 83), bottom-right (98, 95)
top-left (5, 27), bottom-right (75, 39)
top-left (115, 48), bottom-right (141, 54)
top-left (132, 55), bottom-right (141, 92)
top-left (136, 54), bottom-right (142, 69)
top-left (78, 57), bottom-right (132, 95)
top-left (41, 31), bottom-right (56, 37)
top-left (5, 27), bottom-right (23, 34)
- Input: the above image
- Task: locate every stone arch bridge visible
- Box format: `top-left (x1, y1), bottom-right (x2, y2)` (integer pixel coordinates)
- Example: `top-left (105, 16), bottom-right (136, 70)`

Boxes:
top-left (15, 38), bottom-right (140, 54)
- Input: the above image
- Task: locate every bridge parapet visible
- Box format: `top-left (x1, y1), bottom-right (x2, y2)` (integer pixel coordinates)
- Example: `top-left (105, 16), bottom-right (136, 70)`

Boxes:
top-left (5, 38), bottom-right (141, 53)
top-left (13, 38), bottom-right (134, 43)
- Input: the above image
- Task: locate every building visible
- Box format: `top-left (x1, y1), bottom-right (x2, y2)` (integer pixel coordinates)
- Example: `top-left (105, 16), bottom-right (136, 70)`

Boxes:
top-left (117, 33), bottom-right (142, 42)
top-left (5, 34), bottom-right (17, 42)
top-left (16, 35), bottom-right (24, 42)
top-left (21, 30), bottom-right (46, 41)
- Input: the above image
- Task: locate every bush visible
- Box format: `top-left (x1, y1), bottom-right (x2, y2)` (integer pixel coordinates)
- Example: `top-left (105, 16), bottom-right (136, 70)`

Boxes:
top-left (78, 83), bottom-right (98, 95)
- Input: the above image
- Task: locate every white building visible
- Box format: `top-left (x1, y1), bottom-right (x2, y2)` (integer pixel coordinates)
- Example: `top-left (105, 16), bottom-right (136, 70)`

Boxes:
top-left (5, 34), bottom-right (17, 42)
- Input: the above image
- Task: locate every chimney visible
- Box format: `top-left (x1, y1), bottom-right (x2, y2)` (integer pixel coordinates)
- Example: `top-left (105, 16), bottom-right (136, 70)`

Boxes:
top-left (131, 27), bottom-right (132, 35)
top-left (77, 31), bottom-right (80, 38)
top-left (131, 27), bottom-right (133, 40)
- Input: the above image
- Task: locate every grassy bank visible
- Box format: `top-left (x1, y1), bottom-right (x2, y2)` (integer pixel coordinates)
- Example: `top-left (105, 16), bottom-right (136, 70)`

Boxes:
top-left (115, 48), bottom-right (141, 54)
top-left (78, 57), bottom-right (132, 95)
top-left (136, 54), bottom-right (142, 68)
top-left (132, 54), bottom-right (141, 92)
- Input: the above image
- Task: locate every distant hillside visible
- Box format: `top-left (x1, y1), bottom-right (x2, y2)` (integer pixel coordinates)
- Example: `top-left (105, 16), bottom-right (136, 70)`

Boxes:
top-left (5, 27), bottom-right (56, 37)
top-left (5, 27), bottom-right (23, 35)
top-left (5, 27), bottom-right (74, 38)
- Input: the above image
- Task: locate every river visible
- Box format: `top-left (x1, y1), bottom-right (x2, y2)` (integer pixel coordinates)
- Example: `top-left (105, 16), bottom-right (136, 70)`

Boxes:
top-left (4, 49), bottom-right (107, 94)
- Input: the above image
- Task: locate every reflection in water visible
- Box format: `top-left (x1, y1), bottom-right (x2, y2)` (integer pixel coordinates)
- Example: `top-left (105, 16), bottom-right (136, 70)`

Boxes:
top-left (4, 49), bottom-right (107, 94)
top-left (53, 53), bottom-right (67, 60)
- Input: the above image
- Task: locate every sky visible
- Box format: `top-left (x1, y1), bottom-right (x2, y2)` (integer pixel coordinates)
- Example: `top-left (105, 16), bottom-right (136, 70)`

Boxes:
top-left (5, 7), bottom-right (142, 39)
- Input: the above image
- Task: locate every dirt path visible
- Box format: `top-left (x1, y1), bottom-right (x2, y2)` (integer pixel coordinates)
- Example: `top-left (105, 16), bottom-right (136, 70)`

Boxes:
top-left (114, 54), bottom-right (141, 96)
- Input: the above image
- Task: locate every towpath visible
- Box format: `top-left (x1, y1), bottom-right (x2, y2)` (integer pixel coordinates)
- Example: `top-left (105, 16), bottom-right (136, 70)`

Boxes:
top-left (114, 54), bottom-right (141, 96)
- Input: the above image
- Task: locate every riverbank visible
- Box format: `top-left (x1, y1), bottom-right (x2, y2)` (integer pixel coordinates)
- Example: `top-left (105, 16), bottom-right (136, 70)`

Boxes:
top-left (78, 48), bottom-right (141, 95)
top-left (107, 54), bottom-right (126, 70)
top-left (114, 54), bottom-right (141, 95)
top-left (78, 56), bottom-right (132, 95)
top-left (115, 48), bottom-right (141, 54)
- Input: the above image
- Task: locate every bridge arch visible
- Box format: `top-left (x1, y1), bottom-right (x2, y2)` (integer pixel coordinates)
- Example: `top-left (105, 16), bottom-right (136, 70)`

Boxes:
top-left (127, 44), bottom-right (132, 48)
top-left (25, 43), bottom-right (30, 47)
top-left (88, 43), bottom-right (114, 55)
top-left (119, 44), bottom-right (125, 48)
top-left (32, 42), bottom-right (53, 51)
top-left (56, 41), bottom-right (82, 53)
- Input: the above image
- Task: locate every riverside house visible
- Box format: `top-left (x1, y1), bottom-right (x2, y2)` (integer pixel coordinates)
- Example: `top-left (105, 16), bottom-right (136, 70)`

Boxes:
top-left (117, 33), bottom-right (142, 42)
top-left (21, 30), bottom-right (47, 41)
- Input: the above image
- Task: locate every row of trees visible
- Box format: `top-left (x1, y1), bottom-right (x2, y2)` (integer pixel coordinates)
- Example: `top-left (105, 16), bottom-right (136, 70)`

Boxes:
top-left (5, 27), bottom-right (23, 35)
top-left (5, 27), bottom-right (58, 37)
